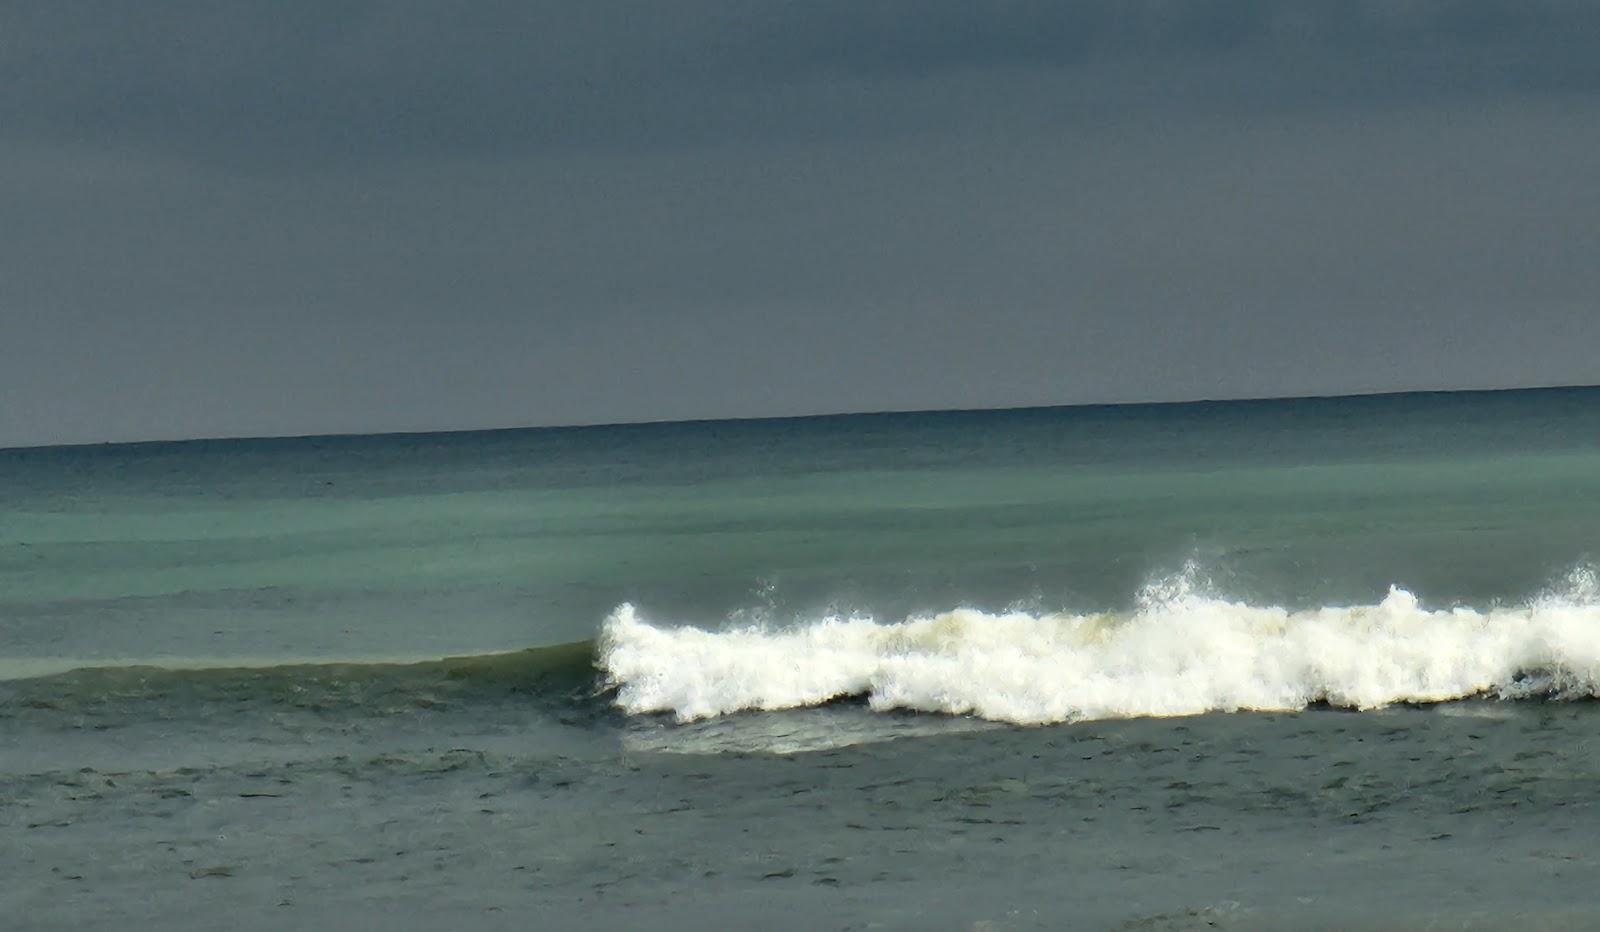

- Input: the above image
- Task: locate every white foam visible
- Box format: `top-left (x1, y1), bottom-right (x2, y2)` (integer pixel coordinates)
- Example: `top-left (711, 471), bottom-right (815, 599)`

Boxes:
top-left (599, 569), bottom-right (1600, 725)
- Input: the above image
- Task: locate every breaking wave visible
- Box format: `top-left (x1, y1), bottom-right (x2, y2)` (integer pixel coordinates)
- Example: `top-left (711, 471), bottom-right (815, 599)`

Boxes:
top-left (600, 567), bottom-right (1600, 725)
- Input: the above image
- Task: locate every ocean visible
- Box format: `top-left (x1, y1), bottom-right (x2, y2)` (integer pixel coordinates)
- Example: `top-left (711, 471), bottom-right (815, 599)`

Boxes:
top-left (6, 387), bottom-right (1600, 930)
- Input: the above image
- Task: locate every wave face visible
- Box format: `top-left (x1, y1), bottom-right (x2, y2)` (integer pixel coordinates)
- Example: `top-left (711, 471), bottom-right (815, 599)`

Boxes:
top-left (599, 569), bottom-right (1600, 725)
top-left (0, 641), bottom-right (601, 716)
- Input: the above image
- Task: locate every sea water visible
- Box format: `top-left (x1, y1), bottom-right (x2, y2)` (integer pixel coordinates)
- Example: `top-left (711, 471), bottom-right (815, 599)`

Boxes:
top-left (5, 388), bottom-right (1600, 929)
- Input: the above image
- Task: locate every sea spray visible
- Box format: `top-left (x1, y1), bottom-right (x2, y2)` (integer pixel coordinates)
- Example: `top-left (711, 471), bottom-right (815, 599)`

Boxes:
top-left (600, 567), bottom-right (1600, 725)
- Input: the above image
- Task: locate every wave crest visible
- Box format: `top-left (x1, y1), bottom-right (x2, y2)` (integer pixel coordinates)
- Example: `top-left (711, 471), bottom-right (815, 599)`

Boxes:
top-left (599, 573), bottom-right (1600, 725)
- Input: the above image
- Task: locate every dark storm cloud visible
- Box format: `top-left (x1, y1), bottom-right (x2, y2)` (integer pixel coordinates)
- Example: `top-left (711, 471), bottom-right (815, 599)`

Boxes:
top-left (6, 1), bottom-right (1600, 162)
top-left (3, 2), bottom-right (1599, 446)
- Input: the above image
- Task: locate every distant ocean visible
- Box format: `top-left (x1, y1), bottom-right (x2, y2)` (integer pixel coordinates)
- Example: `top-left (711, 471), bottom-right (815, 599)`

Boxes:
top-left (7, 387), bottom-right (1600, 930)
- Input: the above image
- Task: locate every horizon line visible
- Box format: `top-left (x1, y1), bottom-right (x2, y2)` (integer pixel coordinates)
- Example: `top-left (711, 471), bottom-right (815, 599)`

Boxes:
top-left (5, 380), bottom-right (1598, 454)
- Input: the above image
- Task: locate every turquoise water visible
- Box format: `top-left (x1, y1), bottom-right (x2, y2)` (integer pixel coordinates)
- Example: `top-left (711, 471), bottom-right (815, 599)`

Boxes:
top-left (9, 388), bottom-right (1600, 930)
top-left (3, 387), bottom-right (1599, 672)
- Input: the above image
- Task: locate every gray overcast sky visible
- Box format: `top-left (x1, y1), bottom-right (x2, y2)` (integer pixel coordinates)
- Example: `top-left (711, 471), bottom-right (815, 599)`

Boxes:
top-left (3, 1), bottom-right (1599, 447)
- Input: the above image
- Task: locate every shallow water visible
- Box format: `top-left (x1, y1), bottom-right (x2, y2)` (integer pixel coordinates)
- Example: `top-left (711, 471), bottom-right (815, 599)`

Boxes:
top-left (9, 694), bottom-right (1600, 930)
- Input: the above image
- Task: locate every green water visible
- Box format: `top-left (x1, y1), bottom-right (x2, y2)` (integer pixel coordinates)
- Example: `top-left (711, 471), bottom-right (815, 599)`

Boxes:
top-left (3, 387), bottom-right (1599, 670)
top-left (8, 388), bottom-right (1600, 931)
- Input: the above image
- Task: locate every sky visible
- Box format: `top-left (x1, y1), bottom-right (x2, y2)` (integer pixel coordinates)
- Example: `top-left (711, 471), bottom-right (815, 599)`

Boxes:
top-left (3, 1), bottom-right (1599, 447)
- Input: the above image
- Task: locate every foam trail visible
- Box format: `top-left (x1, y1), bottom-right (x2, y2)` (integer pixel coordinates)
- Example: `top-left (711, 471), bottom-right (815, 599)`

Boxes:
top-left (599, 569), bottom-right (1600, 725)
